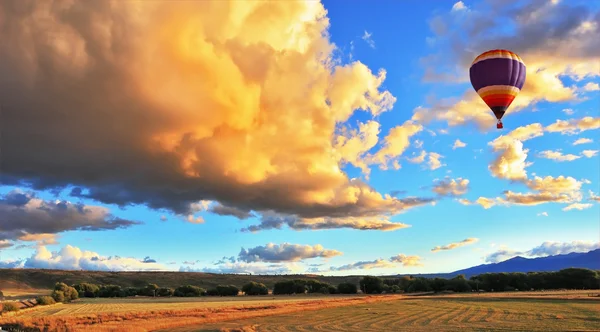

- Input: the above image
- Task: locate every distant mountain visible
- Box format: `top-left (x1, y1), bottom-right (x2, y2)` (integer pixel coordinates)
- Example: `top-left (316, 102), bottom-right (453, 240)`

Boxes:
top-left (394, 249), bottom-right (600, 279)
top-left (450, 249), bottom-right (600, 278)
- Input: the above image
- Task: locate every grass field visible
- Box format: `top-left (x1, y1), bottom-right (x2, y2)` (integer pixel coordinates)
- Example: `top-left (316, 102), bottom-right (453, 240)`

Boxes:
top-left (16, 294), bottom-right (359, 317)
top-left (172, 296), bottom-right (600, 332)
top-left (1, 292), bottom-right (598, 331)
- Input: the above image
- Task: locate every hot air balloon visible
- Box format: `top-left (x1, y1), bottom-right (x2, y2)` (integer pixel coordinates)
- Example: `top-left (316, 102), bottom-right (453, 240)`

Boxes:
top-left (469, 49), bottom-right (526, 129)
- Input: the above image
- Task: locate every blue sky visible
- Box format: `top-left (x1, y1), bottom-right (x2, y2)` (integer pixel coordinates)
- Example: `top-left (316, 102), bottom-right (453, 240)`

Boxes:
top-left (0, 0), bottom-right (598, 275)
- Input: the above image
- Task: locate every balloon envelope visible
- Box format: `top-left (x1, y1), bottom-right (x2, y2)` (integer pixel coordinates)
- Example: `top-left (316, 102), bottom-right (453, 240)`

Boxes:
top-left (469, 49), bottom-right (526, 122)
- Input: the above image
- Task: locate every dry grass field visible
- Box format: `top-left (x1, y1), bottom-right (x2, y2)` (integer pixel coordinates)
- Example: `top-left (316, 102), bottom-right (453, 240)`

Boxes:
top-left (0, 291), bottom-right (598, 332)
top-left (173, 293), bottom-right (600, 332)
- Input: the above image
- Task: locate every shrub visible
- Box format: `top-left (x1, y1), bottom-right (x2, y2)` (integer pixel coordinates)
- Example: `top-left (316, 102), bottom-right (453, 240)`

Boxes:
top-left (53, 282), bottom-right (78, 302)
top-left (36, 296), bottom-right (56, 305)
top-left (216, 284), bottom-right (239, 296)
top-left (174, 285), bottom-right (205, 297)
top-left (273, 280), bottom-right (307, 295)
top-left (242, 282), bottom-right (269, 295)
top-left (407, 278), bottom-right (432, 293)
top-left (73, 283), bottom-right (100, 298)
top-left (157, 287), bottom-right (174, 297)
top-left (51, 290), bottom-right (65, 303)
top-left (337, 282), bottom-right (358, 294)
top-left (206, 288), bottom-right (220, 296)
top-left (98, 285), bottom-right (123, 298)
top-left (2, 302), bottom-right (19, 312)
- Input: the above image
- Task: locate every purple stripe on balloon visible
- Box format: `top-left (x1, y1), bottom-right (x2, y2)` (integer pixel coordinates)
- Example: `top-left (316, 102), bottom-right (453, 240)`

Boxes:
top-left (469, 58), bottom-right (526, 92)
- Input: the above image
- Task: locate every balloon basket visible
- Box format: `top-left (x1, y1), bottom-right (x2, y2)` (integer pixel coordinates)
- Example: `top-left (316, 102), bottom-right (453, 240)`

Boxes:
top-left (496, 122), bottom-right (503, 129)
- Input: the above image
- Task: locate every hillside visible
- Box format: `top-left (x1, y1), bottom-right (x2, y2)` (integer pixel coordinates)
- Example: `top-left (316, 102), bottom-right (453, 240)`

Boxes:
top-left (1, 250), bottom-right (598, 292)
top-left (450, 249), bottom-right (600, 278)
top-left (0, 269), bottom-right (363, 292)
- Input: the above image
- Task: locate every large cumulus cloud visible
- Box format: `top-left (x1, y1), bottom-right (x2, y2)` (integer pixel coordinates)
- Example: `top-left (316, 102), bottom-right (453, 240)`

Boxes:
top-left (0, 0), bottom-right (435, 228)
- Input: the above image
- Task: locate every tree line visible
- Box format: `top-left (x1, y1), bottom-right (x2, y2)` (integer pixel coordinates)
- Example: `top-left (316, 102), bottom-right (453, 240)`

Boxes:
top-left (24, 267), bottom-right (598, 308)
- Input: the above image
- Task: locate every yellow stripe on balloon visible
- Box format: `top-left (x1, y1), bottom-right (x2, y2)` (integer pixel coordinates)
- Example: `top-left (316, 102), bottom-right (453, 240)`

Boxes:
top-left (476, 85), bottom-right (521, 98)
top-left (471, 50), bottom-right (524, 66)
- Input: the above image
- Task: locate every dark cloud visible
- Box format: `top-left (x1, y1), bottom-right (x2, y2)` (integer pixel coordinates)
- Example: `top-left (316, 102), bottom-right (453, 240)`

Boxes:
top-left (215, 256), bottom-right (237, 265)
top-left (238, 243), bottom-right (342, 263)
top-left (209, 204), bottom-right (255, 220)
top-left (142, 256), bottom-right (157, 263)
top-left (0, 240), bottom-right (14, 249)
top-left (0, 189), bottom-right (141, 241)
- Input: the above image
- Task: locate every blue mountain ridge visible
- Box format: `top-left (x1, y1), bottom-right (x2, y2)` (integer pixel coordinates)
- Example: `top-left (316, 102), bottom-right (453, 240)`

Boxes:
top-left (394, 249), bottom-right (600, 279)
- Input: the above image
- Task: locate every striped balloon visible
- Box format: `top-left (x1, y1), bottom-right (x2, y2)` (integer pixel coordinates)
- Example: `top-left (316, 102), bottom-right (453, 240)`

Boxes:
top-left (469, 49), bottom-right (526, 129)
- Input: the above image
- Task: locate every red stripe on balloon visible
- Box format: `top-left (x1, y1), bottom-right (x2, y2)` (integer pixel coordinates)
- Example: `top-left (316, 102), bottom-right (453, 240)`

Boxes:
top-left (482, 95), bottom-right (515, 107)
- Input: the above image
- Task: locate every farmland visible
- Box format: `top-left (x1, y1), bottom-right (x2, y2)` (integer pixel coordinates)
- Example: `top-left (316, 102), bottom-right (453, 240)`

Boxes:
top-left (1, 291), bottom-right (598, 331)
top-left (186, 295), bottom-right (600, 332)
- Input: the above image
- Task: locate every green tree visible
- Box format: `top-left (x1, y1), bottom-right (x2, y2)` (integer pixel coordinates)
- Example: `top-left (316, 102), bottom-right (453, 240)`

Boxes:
top-left (174, 285), bottom-right (205, 297)
top-left (337, 282), bottom-right (358, 294)
top-left (242, 282), bottom-right (269, 295)
top-left (216, 284), bottom-right (239, 296)
top-left (359, 276), bottom-right (384, 294)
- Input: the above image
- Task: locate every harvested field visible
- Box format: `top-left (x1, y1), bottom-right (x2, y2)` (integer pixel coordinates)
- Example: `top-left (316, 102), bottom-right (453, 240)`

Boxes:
top-left (179, 296), bottom-right (600, 332)
top-left (1, 292), bottom-right (598, 332)
top-left (13, 294), bottom-right (360, 317)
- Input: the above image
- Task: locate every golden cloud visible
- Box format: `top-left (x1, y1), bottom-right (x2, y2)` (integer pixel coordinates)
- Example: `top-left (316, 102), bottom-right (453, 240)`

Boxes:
top-left (431, 238), bottom-right (479, 252)
top-left (0, 0), bottom-right (436, 226)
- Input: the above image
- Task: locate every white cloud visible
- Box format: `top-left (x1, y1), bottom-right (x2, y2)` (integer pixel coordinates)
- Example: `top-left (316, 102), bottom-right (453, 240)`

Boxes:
top-left (582, 82), bottom-right (600, 91)
top-left (362, 31), bottom-right (375, 49)
top-left (537, 212), bottom-right (549, 217)
top-left (452, 139), bottom-right (467, 149)
top-left (537, 150), bottom-right (580, 162)
top-left (582, 150), bottom-right (598, 158)
top-left (573, 138), bottom-right (593, 145)
top-left (562, 203), bottom-right (593, 211)
top-left (22, 245), bottom-right (168, 271)
top-left (431, 238), bottom-right (479, 252)
top-left (451, 1), bottom-right (467, 12)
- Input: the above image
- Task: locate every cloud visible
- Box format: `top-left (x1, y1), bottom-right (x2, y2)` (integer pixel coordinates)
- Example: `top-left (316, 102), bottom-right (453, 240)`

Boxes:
top-left (489, 139), bottom-right (531, 181)
top-left (0, 0), bottom-right (421, 225)
top-left (238, 243), bottom-right (342, 263)
top-left (0, 240), bottom-right (14, 249)
top-left (183, 262), bottom-right (294, 275)
top-left (485, 240), bottom-right (600, 263)
top-left (573, 138), bottom-right (593, 145)
top-left (545, 117), bottom-right (600, 135)
top-left (452, 139), bottom-right (467, 149)
top-left (334, 120), bottom-right (381, 176)
top-left (451, 1), bottom-right (468, 12)
top-left (537, 212), bottom-right (548, 217)
top-left (432, 177), bottom-right (469, 196)
top-left (431, 238), bottom-right (479, 252)
top-left (208, 204), bottom-right (255, 220)
top-left (0, 189), bottom-right (141, 242)
top-left (562, 203), bottom-right (593, 211)
top-left (537, 150), bottom-right (581, 162)
top-left (159, 215), bottom-right (168, 222)
top-left (361, 31), bottom-right (375, 49)
top-left (427, 152), bottom-right (445, 170)
top-left (388, 254), bottom-right (424, 267)
top-left (582, 82), bottom-right (600, 91)
top-left (370, 121), bottom-right (423, 170)
top-left (563, 109), bottom-right (575, 115)
top-left (582, 150), bottom-right (598, 158)
top-left (241, 212), bottom-right (414, 233)
top-left (21, 245), bottom-right (168, 271)
top-left (142, 256), bottom-right (157, 263)
top-left (325, 252), bottom-right (423, 272)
